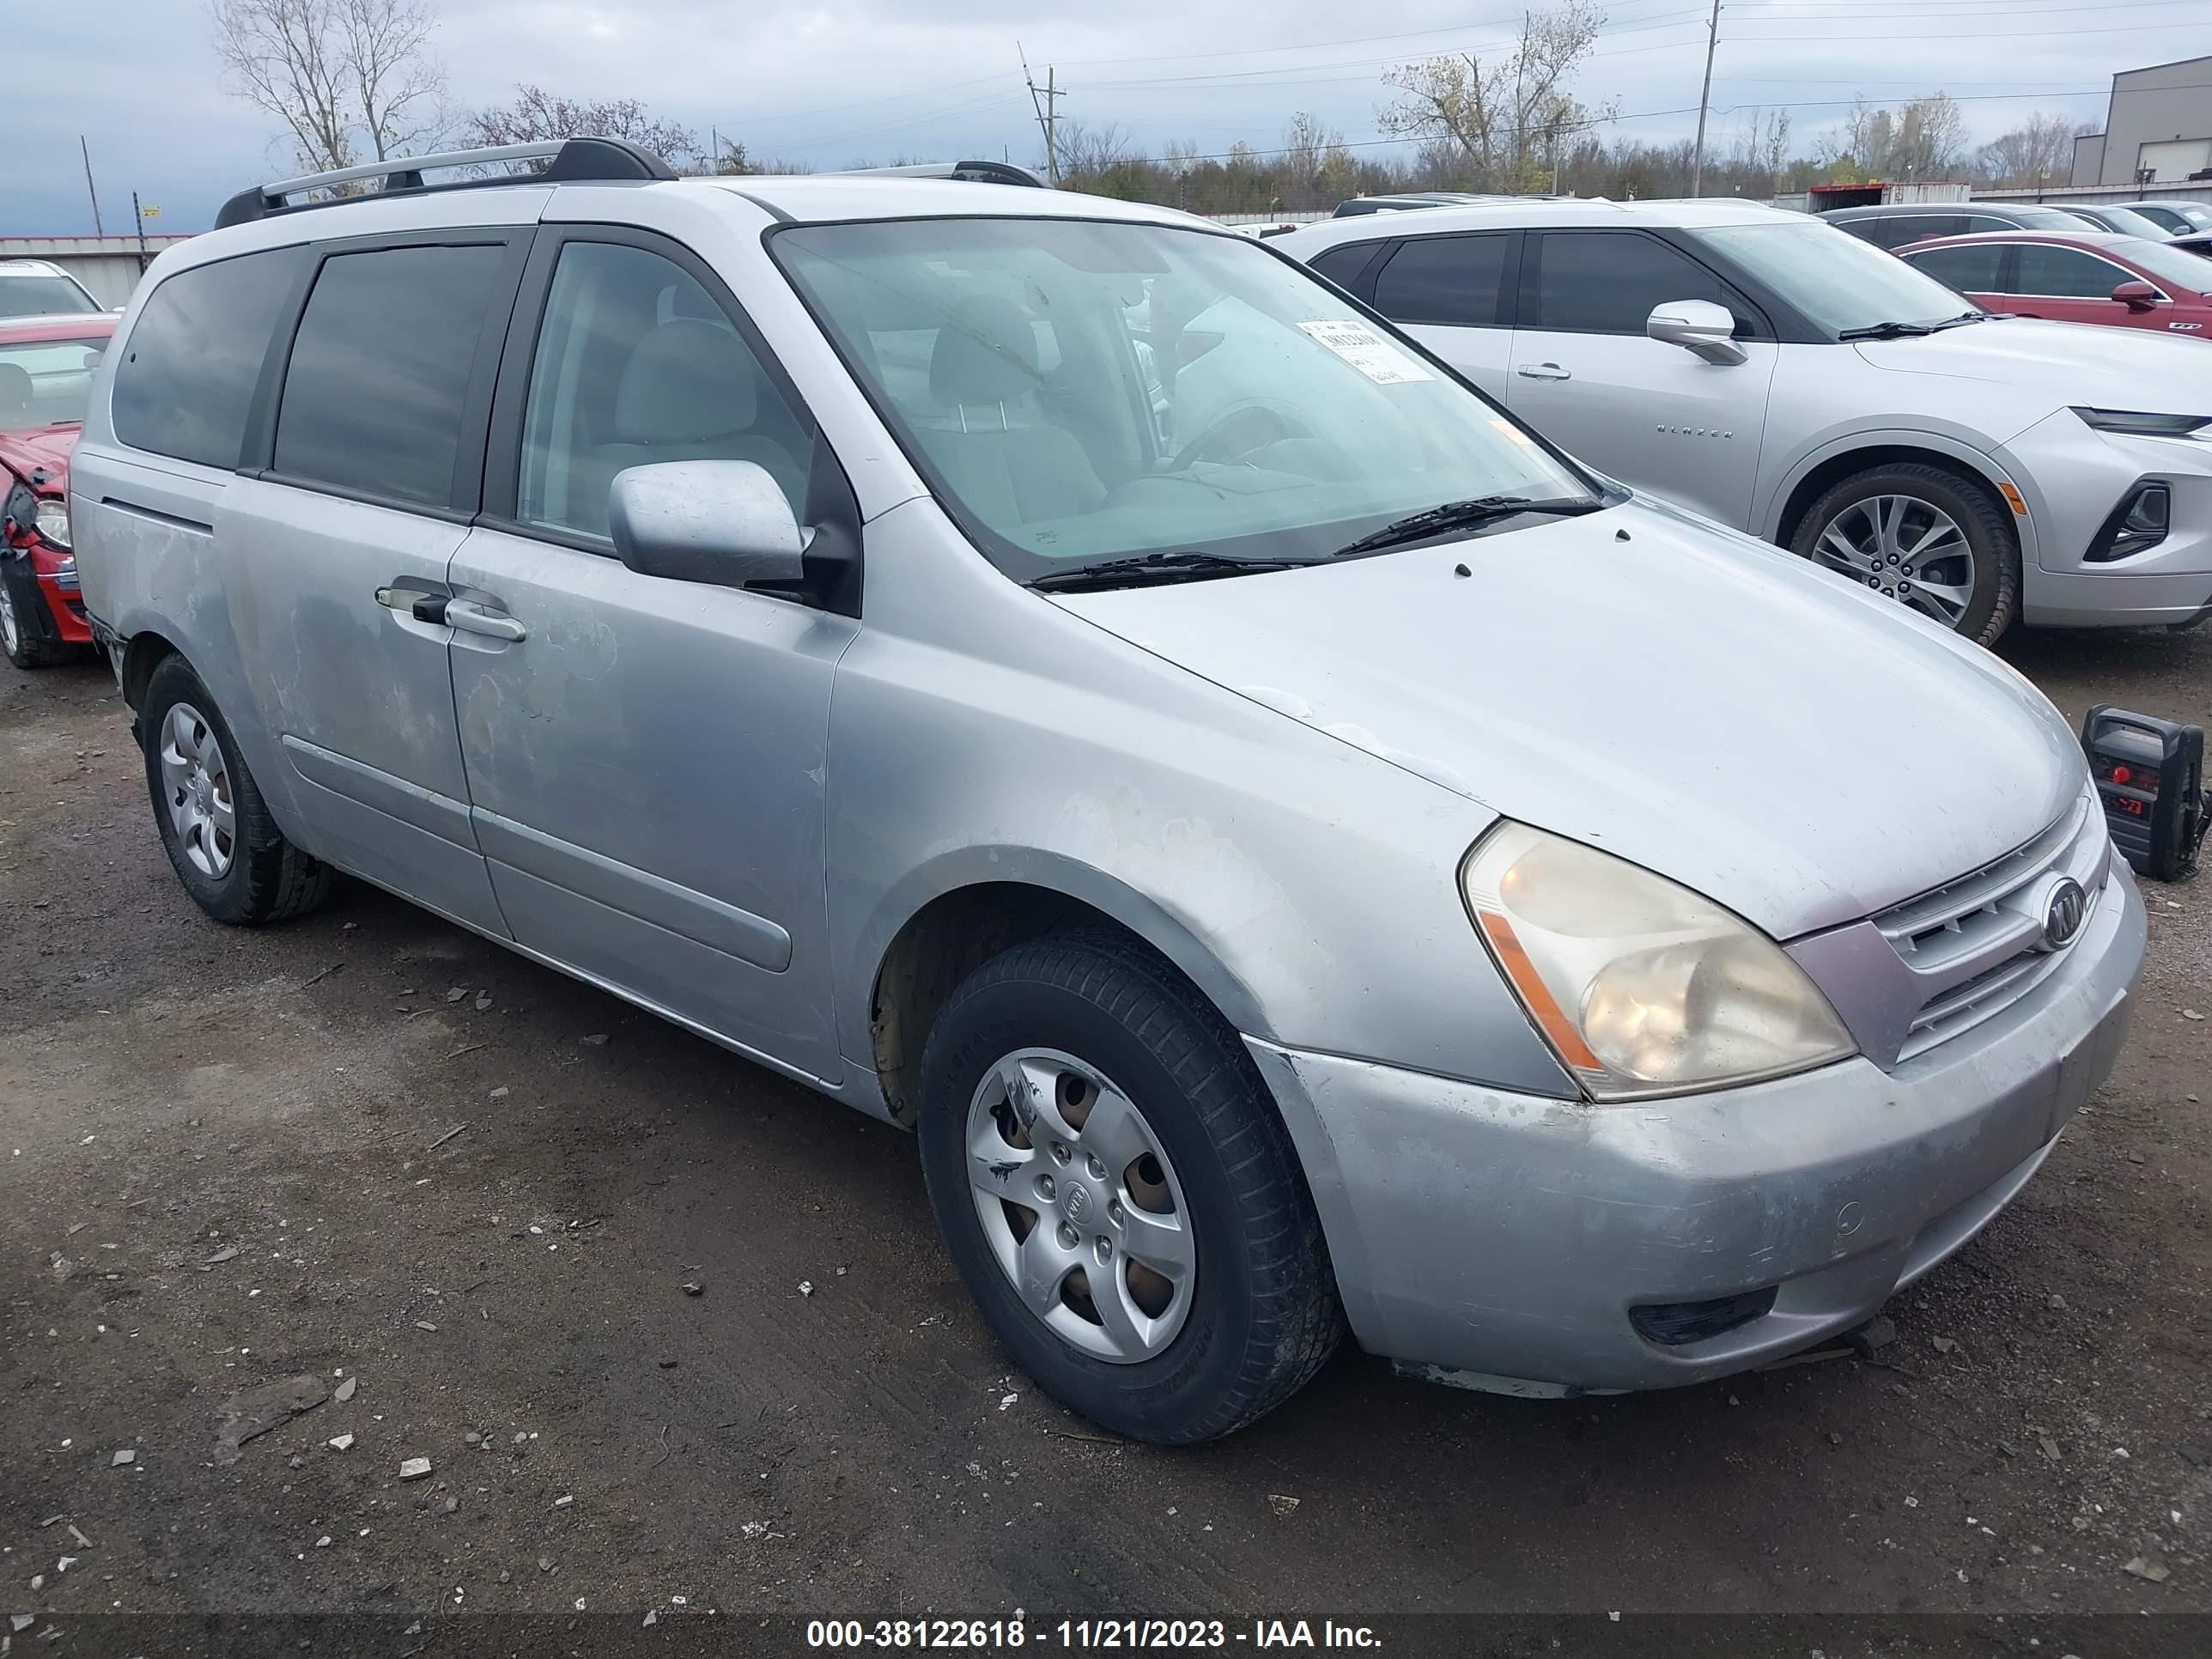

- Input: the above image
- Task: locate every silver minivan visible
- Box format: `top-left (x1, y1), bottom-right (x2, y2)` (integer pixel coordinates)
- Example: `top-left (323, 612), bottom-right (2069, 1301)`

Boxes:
top-left (70, 143), bottom-right (2144, 1442)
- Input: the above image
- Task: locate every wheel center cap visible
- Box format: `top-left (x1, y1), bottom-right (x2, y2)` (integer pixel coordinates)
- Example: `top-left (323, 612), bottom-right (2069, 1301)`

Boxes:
top-left (1061, 1182), bottom-right (1091, 1224)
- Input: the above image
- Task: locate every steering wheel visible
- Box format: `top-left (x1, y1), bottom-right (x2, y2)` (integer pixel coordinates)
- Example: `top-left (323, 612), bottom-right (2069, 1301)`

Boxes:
top-left (1166, 404), bottom-right (1315, 474)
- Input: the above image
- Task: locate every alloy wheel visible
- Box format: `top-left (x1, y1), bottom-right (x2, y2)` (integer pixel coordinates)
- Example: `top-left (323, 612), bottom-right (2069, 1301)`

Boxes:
top-left (965, 1048), bottom-right (1196, 1364)
top-left (1810, 494), bottom-right (1978, 630)
top-left (0, 577), bottom-right (18, 656)
top-left (158, 702), bottom-right (237, 879)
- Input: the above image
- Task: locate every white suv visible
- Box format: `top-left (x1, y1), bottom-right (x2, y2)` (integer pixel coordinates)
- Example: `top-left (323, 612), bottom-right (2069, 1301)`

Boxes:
top-left (1279, 200), bottom-right (2212, 641)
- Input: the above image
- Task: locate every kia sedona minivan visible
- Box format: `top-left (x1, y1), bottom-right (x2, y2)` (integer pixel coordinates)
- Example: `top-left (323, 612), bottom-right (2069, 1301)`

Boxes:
top-left (70, 142), bottom-right (2143, 1442)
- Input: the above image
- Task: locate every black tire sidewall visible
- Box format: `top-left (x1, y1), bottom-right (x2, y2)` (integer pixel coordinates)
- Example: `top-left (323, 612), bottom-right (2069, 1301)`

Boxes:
top-left (1792, 465), bottom-right (2018, 646)
top-left (141, 658), bottom-right (264, 924)
top-left (917, 954), bottom-right (1289, 1442)
top-left (1, 555), bottom-right (64, 670)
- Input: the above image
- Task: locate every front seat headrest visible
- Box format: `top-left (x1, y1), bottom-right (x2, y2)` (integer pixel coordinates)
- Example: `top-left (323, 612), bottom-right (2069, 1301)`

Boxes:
top-left (614, 319), bottom-right (758, 446)
top-left (929, 297), bottom-right (1041, 408)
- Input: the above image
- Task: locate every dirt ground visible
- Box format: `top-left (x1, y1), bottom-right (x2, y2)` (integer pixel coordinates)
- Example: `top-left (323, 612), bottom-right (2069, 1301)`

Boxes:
top-left (3, 623), bottom-right (2209, 1656)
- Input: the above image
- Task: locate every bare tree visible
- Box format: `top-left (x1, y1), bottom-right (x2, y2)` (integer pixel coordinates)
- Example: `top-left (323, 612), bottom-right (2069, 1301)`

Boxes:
top-left (210, 0), bottom-right (448, 174)
top-left (1054, 120), bottom-right (1135, 178)
top-left (1379, 3), bottom-right (1607, 190)
top-left (1889, 93), bottom-right (1966, 179)
top-left (338, 0), bottom-right (445, 159)
top-left (466, 85), bottom-right (700, 170)
top-left (1977, 112), bottom-right (2087, 187)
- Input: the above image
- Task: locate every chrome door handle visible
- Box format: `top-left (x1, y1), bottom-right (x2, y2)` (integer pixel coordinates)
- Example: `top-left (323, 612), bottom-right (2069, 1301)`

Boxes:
top-left (375, 583), bottom-right (450, 623)
top-left (444, 598), bottom-right (527, 641)
top-left (1516, 362), bottom-right (1571, 381)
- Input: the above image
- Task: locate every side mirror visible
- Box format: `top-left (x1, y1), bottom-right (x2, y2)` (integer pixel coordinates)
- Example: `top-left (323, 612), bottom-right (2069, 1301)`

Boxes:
top-left (1647, 299), bottom-right (1747, 365)
top-left (608, 460), bottom-right (809, 591)
top-left (2112, 280), bottom-right (2160, 313)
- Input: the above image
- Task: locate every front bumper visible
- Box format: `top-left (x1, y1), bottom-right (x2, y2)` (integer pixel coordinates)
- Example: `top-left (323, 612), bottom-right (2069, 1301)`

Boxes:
top-left (2003, 412), bottom-right (2212, 628)
top-left (1248, 859), bottom-right (2144, 1394)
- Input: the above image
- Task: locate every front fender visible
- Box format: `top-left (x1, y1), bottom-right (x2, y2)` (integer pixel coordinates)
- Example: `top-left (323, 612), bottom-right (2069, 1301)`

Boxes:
top-left (1753, 424), bottom-right (2040, 572)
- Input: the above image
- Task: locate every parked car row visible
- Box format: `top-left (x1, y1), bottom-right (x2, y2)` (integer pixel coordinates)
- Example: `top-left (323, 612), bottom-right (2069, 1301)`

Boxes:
top-left (1278, 198), bottom-right (2210, 643)
top-left (26, 143), bottom-right (2158, 1445)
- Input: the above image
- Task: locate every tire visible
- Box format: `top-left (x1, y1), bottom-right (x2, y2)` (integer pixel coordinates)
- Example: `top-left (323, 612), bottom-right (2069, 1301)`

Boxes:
top-left (916, 932), bottom-right (1342, 1444)
top-left (0, 554), bottom-right (74, 670)
top-left (1789, 463), bottom-right (2021, 647)
top-left (140, 654), bottom-right (331, 926)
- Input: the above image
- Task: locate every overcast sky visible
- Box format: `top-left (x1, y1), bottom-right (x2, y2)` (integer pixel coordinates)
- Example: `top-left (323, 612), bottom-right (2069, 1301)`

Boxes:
top-left (9, 0), bottom-right (2212, 234)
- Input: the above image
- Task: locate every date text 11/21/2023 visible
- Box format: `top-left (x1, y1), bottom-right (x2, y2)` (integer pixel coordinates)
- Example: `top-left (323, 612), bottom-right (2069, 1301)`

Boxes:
top-left (805, 1620), bottom-right (1384, 1649)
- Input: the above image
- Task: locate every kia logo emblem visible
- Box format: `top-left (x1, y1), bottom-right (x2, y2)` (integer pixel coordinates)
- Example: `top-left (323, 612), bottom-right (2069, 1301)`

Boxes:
top-left (2041, 878), bottom-right (2087, 951)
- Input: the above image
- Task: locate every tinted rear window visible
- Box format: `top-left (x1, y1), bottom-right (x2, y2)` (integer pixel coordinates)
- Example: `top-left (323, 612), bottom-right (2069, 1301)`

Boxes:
top-left (273, 244), bottom-right (507, 508)
top-left (112, 247), bottom-right (303, 468)
top-left (1372, 234), bottom-right (1510, 327)
top-left (1307, 243), bottom-right (1377, 289)
top-left (1905, 242), bottom-right (2008, 293)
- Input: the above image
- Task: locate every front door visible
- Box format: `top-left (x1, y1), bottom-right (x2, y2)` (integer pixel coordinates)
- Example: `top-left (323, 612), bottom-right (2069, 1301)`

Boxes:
top-left (2002, 242), bottom-right (2171, 331)
top-left (1506, 228), bottom-right (1777, 529)
top-left (448, 231), bottom-right (854, 1083)
top-left (222, 235), bottom-right (528, 935)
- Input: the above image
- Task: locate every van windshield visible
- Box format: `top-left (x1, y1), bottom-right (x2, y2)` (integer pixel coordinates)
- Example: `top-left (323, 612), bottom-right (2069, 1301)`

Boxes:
top-left (772, 216), bottom-right (1594, 580)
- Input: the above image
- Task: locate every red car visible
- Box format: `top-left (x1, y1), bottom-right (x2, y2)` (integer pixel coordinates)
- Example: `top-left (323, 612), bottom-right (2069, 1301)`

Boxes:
top-left (1895, 229), bottom-right (2212, 343)
top-left (1, 312), bottom-right (113, 668)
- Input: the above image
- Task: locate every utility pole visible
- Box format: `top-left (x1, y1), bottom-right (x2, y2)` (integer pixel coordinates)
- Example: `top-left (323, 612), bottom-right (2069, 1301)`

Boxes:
top-left (1018, 42), bottom-right (1062, 185)
top-left (80, 137), bottom-right (105, 236)
top-left (1689, 0), bottom-right (1722, 198)
top-left (132, 191), bottom-right (149, 272)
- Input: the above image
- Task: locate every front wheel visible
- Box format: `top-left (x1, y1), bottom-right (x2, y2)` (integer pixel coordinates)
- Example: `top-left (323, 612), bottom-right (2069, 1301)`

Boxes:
top-left (1790, 463), bottom-right (2021, 646)
top-left (916, 933), bottom-right (1342, 1443)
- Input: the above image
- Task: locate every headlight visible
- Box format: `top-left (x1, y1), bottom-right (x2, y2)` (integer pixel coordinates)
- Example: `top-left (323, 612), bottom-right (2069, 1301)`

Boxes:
top-left (34, 499), bottom-right (70, 550)
top-left (2072, 407), bottom-right (2210, 439)
top-left (1461, 822), bottom-right (1855, 1100)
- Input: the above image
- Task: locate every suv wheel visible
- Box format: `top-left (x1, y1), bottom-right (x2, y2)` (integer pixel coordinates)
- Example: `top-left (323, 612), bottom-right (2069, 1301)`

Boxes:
top-left (916, 933), bottom-right (1342, 1444)
top-left (141, 655), bottom-right (331, 925)
top-left (1, 555), bottom-right (73, 670)
top-left (1790, 463), bottom-right (2020, 646)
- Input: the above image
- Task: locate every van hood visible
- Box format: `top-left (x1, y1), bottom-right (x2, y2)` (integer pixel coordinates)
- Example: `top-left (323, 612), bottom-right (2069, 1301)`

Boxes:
top-left (1852, 317), bottom-right (2209, 428)
top-left (1049, 502), bottom-right (2084, 939)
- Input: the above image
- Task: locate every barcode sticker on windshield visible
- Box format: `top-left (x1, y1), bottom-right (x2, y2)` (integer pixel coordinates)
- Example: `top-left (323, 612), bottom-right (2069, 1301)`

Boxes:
top-left (1297, 320), bottom-right (1434, 385)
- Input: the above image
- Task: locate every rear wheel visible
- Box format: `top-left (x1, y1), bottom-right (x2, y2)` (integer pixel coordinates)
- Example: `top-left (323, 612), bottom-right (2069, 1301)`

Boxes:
top-left (141, 655), bottom-right (331, 925)
top-left (0, 555), bottom-right (74, 670)
top-left (1790, 463), bottom-right (2020, 646)
top-left (916, 933), bottom-right (1342, 1443)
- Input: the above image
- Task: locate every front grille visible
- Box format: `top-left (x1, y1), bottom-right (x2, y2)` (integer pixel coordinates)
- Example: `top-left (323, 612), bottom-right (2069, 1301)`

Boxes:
top-left (1874, 793), bottom-right (2110, 1060)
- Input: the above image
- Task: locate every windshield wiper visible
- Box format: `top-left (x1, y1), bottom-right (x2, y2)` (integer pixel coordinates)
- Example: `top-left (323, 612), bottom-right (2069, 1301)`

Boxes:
top-left (1331, 495), bottom-right (1602, 559)
top-left (1930, 310), bottom-right (1991, 330)
top-left (1028, 550), bottom-right (1318, 592)
top-left (1838, 319), bottom-right (1937, 340)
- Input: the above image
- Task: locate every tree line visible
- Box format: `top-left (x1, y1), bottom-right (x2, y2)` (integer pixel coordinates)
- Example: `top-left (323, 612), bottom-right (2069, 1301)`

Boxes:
top-left (210, 0), bottom-right (2100, 217)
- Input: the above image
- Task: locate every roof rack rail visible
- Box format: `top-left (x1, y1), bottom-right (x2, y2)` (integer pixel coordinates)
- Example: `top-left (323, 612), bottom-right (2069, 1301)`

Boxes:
top-left (825, 160), bottom-right (1050, 189)
top-left (214, 137), bottom-right (677, 229)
